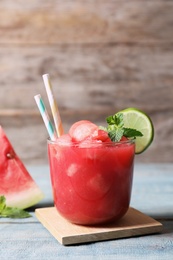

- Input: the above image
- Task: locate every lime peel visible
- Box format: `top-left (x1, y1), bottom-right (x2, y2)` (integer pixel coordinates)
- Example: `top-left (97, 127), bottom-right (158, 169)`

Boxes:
top-left (118, 108), bottom-right (154, 154)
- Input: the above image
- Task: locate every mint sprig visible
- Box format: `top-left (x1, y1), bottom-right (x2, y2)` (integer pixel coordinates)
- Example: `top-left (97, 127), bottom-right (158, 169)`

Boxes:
top-left (0, 195), bottom-right (31, 218)
top-left (100, 113), bottom-right (143, 142)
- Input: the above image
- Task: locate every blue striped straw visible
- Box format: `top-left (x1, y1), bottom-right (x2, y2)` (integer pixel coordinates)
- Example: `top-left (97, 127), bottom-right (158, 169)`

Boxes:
top-left (34, 94), bottom-right (57, 141)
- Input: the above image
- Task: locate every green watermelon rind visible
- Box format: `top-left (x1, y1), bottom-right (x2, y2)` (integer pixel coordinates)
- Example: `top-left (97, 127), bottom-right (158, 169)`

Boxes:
top-left (3, 185), bottom-right (44, 209)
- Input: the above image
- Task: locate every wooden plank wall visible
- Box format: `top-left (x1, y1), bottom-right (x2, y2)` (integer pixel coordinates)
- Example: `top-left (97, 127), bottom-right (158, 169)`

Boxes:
top-left (0, 0), bottom-right (173, 164)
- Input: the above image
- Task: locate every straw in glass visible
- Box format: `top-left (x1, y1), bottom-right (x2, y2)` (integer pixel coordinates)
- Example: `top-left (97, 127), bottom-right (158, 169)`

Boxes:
top-left (34, 94), bottom-right (57, 141)
top-left (42, 74), bottom-right (64, 137)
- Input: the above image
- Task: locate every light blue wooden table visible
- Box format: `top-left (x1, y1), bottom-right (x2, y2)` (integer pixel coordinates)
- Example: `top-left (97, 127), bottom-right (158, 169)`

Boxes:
top-left (0, 163), bottom-right (173, 260)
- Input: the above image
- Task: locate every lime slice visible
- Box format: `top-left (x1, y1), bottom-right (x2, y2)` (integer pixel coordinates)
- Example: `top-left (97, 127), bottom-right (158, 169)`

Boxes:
top-left (118, 108), bottom-right (154, 154)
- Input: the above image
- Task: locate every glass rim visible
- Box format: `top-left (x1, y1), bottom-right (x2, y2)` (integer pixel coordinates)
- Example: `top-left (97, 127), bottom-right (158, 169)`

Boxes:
top-left (47, 137), bottom-right (135, 147)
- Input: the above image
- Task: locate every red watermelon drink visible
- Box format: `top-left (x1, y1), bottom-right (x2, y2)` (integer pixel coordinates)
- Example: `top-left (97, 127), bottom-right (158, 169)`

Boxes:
top-left (48, 120), bottom-right (135, 225)
top-left (36, 76), bottom-right (154, 225)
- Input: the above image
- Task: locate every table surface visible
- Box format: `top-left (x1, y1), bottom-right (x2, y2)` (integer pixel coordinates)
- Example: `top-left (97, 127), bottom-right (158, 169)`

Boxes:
top-left (1, 163), bottom-right (173, 260)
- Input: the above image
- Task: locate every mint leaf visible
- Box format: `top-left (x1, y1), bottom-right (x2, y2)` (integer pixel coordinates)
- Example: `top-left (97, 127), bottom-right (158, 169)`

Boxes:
top-left (108, 127), bottom-right (124, 142)
top-left (100, 112), bottom-right (143, 142)
top-left (0, 195), bottom-right (31, 218)
top-left (106, 113), bottom-right (124, 127)
top-left (1, 207), bottom-right (31, 218)
top-left (123, 128), bottom-right (143, 138)
top-left (105, 114), bottom-right (125, 141)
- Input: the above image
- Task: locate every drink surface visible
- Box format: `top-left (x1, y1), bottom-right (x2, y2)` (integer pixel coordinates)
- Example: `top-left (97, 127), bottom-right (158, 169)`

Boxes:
top-left (48, 133), bottom-right (135, 225)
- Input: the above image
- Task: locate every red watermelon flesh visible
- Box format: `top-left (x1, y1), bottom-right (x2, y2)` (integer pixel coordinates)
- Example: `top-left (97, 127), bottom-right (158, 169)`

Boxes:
top-left (69, 120), bottom-right (111, 143)
top-left (0, 126), bottom-right (44, 209)
top-left (69, 120), bottom-right (98, 142)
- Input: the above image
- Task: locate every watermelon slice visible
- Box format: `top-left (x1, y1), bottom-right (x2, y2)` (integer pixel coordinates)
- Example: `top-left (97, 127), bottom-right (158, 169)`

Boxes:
top-left (0, 126), bottom-right (44, 209)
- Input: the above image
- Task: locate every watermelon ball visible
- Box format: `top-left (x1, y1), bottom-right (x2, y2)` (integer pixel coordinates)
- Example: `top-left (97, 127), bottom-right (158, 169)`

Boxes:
top-left (69, 120), bottom-right (110, 143)
top-left (69, 120), bottom-right (98, 142)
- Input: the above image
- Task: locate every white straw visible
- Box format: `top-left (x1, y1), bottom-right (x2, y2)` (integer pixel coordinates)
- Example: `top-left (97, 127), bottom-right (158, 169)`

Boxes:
top-left (42, 74), bottom-right (64, 137)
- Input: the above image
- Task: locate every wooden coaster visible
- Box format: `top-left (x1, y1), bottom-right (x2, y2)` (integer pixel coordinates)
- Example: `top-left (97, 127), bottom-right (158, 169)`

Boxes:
top-left (35, 207), bottom-right (163, 245)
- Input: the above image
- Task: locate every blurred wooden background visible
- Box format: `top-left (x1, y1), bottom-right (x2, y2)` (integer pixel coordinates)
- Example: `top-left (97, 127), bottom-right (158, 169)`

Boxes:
top-left (0, 0), bottom-right (173, 164)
